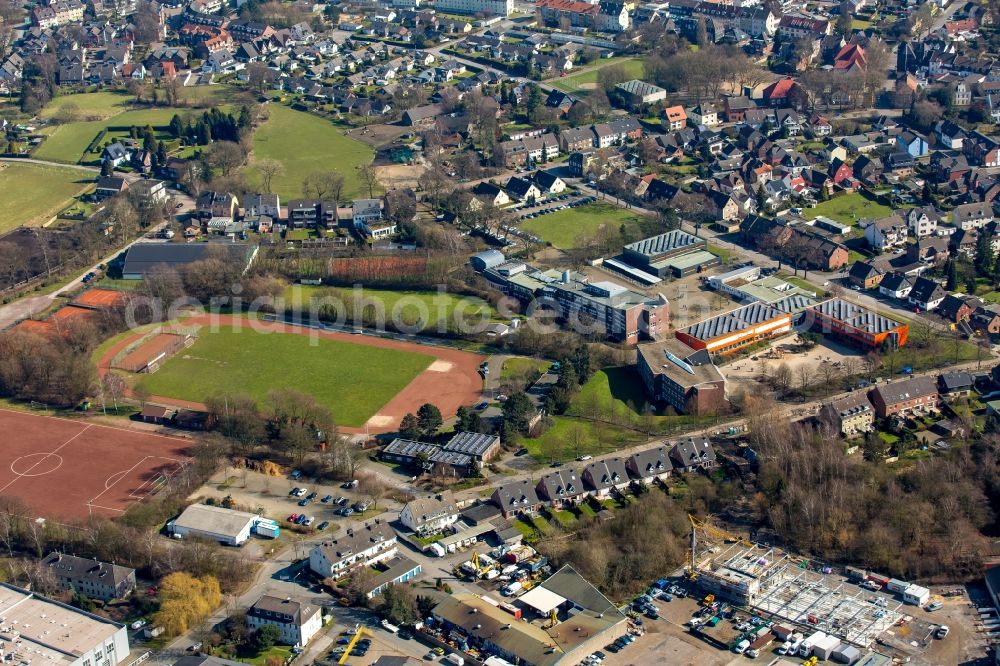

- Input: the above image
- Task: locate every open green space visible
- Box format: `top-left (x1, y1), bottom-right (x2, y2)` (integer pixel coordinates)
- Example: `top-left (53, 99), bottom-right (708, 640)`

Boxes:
top-left (34, 88), bottom-right (236, 164)
top-left (0, 163), bottom-right (92, 232)
top-left (284, 284), bottom-right (497, 332)
top-left (520, 202), bottom-right (646, 249)
top-left (252, 104), bottom-right (375, 201)
top-left (522, 416), bottom-right (644, 464)
top-left (804, 192), bottom-right (892, 225)
top-left (549, 57), bottom-right (646, 93)
top-left (568, 367), bottom-right (656, 418)
top-left (501, 357), bottom-right (550, 381)
top-left (137, 325), bottom-right (434, 427)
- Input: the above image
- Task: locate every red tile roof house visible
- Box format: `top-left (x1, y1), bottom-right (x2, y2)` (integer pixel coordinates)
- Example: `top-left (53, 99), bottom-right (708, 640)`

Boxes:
top-left (868, 376), bottom-right (939, 419)
top-left (761, 77), bottom-right (808, 110)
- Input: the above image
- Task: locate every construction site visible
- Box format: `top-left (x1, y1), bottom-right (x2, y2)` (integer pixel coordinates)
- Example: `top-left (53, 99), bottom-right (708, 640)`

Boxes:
top-left (688, 517), bottom-right (904, 649)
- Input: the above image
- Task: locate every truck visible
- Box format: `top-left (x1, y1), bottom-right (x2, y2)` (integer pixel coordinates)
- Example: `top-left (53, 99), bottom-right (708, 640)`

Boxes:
top-left (381, 619), bottom-right (400, 634)
top-left (799, 631), bottom-right (827, 658)
top-left (444, 654), bottom-right (464, 666)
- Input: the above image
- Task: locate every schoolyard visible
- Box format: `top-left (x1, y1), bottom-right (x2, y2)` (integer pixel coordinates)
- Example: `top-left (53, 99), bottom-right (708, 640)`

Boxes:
top-left (520, 202), bottom-right (646, 249)
top-left (0, 162), bottom-right (93, 233)
top-left (251, 104), bottom-right (375, 201)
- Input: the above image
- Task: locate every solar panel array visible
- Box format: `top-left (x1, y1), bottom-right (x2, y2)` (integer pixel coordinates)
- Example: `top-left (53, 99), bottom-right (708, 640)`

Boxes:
top-left (810, 298), bottom-right (903, 335)
top-left (683, 302), bottom-right (785, 341)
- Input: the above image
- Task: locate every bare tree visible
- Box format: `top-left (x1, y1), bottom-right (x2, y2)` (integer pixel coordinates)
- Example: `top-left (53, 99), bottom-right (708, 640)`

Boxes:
top-left (358, 163), bottom-right (379, 199)
top-left (302, 171), bottom-right (345, 202)
top-left (255, 159), bottom-right (284, 193)
top-left (208, 141), bottom-right (246, 177)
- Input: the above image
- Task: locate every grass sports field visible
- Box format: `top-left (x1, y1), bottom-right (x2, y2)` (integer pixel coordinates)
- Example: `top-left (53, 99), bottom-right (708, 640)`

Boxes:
top-left (0, 162), bottom-right (92, 233)
top-left (284, 284), bottom-right (497, 333)
top-left (520, 202), bottom-right (646, 249)
top-left (804, 192), bottom-right (893, 225)
top-left (252, 105), bottom-right (375, 201)
top-left (137, 326), bottom-right (434, 427)
top-left (549, 57), bottom-right (646, 93)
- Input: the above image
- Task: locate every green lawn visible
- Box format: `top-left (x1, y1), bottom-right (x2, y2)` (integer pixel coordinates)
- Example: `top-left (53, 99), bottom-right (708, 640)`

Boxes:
top-left (568, 367), bottom-right (656, 418)
top-left (550, 57), bottom-right (646, 93)
top-left (40, 92), bottom-right (134, 120)
top-left (35, 108), bottom-right (207, 164)
top-left (137, 325), bottom-right (434, 427)
top-left (252, 104), bottom-right (375, 201)
top-left (983, 291), bottom-right (1000, 304)
top-left (520, 202), bottom-right (646, 249)
top-left (522, 416), bottom-right (644, 464)
top-left (238, 645), bottom-right (293, 666)
top-left (501, 357), bottom-right (550, 381)
top-left (284, 284), bottom-right (496, 333)
top-left (0, 163), bottom-right (93, 232)
top-left (805, 193), bottom-right (892, 225)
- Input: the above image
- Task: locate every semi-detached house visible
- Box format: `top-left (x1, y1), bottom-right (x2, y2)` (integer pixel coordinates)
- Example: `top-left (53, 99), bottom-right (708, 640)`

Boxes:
top-left (868, 376), bottom-right (939, 418)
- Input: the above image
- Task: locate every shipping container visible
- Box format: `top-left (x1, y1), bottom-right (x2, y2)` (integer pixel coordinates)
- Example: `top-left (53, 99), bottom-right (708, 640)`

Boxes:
top-left (903, 584), bottom-right (930, 606)
top-left (866, 573), bottom-right (890, 586)
top-left (798, 631), bottom-right (827, 657)
top-left (748, 631), bottom-right (774, 651)
top-left (813, 634), bottom-right (841, 660)
top-left (499, 602), bottom-right (522, 619)
top-left (772, 625), bottom-right (795, 641)
top-left (846, 567), bottom-right (867, 582)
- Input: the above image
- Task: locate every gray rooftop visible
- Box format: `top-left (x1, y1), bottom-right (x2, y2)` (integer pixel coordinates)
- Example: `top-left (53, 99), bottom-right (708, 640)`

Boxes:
top-left (682, 302), bottom-right (786, 342)
top-left (173, 504), bottom-right (257, 538)
top-left (809, 298), bottom-right (905, 335)
top-left (625, 230), bottom-right (703, 259)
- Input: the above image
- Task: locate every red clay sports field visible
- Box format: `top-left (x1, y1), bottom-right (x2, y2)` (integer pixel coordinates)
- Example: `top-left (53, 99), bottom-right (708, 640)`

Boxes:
top-left (0, 409), bottom-right (190, 521)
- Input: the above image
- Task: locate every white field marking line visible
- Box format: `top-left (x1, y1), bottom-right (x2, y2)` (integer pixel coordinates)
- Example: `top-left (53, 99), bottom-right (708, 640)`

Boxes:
top-left (9, 453), bottom-right (64, 477)
top-left (0, 424), bottom-right (93, 495)
top-left (89, 456), bottom-right (187, 506)
top-left (0, 406), bottom-right (193, 445)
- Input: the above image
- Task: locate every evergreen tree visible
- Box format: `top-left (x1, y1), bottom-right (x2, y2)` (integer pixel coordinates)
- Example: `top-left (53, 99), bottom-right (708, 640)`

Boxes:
top-left (399, 413), bottom-right (420, 439)
top-left (975, 232), bottom-right (994, 277)
top-left (946, 259), bottom-right (959, 291)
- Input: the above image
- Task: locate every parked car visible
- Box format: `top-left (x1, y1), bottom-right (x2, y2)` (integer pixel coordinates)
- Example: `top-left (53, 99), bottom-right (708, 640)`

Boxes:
top-left (298, 498), bottom-right (311, 506)
top-left (288, 513), bottom-right (299, 522)
top-left (322, 495), bottom-right (333, 503)
top-left (290, 469), bottom-right (302, 480)
top-left (317, 521), bottom-right (330, 531)
top-left (926, 602), bottom-right (943, 612)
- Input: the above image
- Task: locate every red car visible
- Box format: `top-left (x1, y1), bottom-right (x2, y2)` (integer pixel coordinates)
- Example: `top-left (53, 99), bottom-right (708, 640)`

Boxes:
top-left (288, 513), bottom-right (299, 522)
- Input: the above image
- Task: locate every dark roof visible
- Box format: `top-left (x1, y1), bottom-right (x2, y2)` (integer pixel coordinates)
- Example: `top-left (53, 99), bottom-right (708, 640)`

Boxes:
top-left (872, 376), bottom-right (938, 405)
top-left (41, 553), bottom-right (134, 588)
top-left (492, 479), bottom-right (540, 511)
top-left (939, 370), bottom-right (974, 391)
top-left (670, 436), bottom-right (716, 467)
top-left (908, 276), bottom-right (946, 304)
top-left (121, 242), bottom-right (253, 278)
top-left (626, 446), bottom-right (673, 477)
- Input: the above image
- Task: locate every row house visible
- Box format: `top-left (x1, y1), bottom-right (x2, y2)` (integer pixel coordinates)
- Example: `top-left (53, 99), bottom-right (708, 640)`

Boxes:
top-left (965, 130), bottom-right (1000, 167)
top-left (869, 376), bottom-right (939, 419)
top-left (495, 134), bottom-right (559, 168)
top-left (31, 0), bottom-right (85, 28)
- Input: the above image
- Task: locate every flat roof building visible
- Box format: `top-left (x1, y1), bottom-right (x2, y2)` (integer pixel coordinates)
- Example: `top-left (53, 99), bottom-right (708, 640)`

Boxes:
top-left (636, 337), bottom-right (727, 415)
top-left (120, 242), bottom-right (257, 280)
top-left (0, 583), bottom-right (129, 666)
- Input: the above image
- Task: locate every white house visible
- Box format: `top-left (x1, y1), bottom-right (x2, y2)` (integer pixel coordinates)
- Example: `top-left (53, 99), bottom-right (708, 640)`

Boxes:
top-left (952, 202), bottom-right (994, 231)
top-left (308, 521), bottom-right (397, 579)
top-left (864, 214), bottom-right (908, 251)
top-left (905, 207), bottom-right (940, 238)
top-left (352, 198), bottom-right (383, 226)
top-left (399, 495), bottom-right (459, 535)
top-left (247, 595), bottom-right (322, 647)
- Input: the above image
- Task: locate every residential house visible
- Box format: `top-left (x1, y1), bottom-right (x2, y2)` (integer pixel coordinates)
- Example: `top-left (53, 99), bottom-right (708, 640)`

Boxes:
top-left (905, 206), bottom-right (941, 238)
top-left (41, 553), bottom-right (136, 602)
top-left (505, 176), bottom-right (541, 203)
top-left (848, 261), bottom-right (884, 290)
top-left (964, 130), bottom-right (1000, 167)
top-left (471, 182), bottom-right (509, 207)
top-left (821, 393), bottom-right (874, 437)
top-left (937, 293), bottom-right (979, 323)
top-left (491, 479), bottom-right (542, 518)
top-left (308, 521), bottom-right (398, 579)
top-left (907, 276), bottom-right (947, 311)
top-left (864, 214), bottom-right (908, 251)
top-left (399, 495), bottom-right (459, 535)
top-left (195, 191), bottom-right (239, 220)
top-left (952, 202), bottom-right (994, 230)
top-left (663, 105), bottom-right (687, 131)
top-left (688, 103), bottom-right (720, 127)
top-left (938, 370), bottom-right (975, 397)
top-left (896, 131), bottom-right (929, 157)
top-left (935, 119), bottom-right (966, 150)
top-left (971, 305), bottom-right (1000, 336)
top-left (852, 155), bottom-right (883, 185)
top-left (879, 273), bottom-right (912, 300)
top-left (101, 142), bottom-right (131, 167)
top-left (94, 176), bottom-right (129, 200)
top-left (244, 193), bottom-right (280, 218)
top-left (625, 447), bottom-right (673, 484)
top-left (534, 170), bottom-right (566, 195)
top-left (669, 437), bottom-right (717, 473)
top-left (247, 596), bottom-right (322, 648)
top-left (580, 458), bottom-right (629, 498)
top-left (905, 236), bottom-right (950, 265)
top-left (536, 470), bottom-right (588, 508)
top-left (869, 376), bottom-right (940, 418)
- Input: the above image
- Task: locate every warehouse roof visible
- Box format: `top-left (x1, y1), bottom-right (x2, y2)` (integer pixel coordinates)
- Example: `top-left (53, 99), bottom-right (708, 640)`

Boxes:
top-left (173, 504), bottom-right (256, 538)
top-left (121, 242), bottom-right (254, 278)
top-left (444, 432), bottom-right (499, 457)
top-left (625, 230), bottom-right (702, 259)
